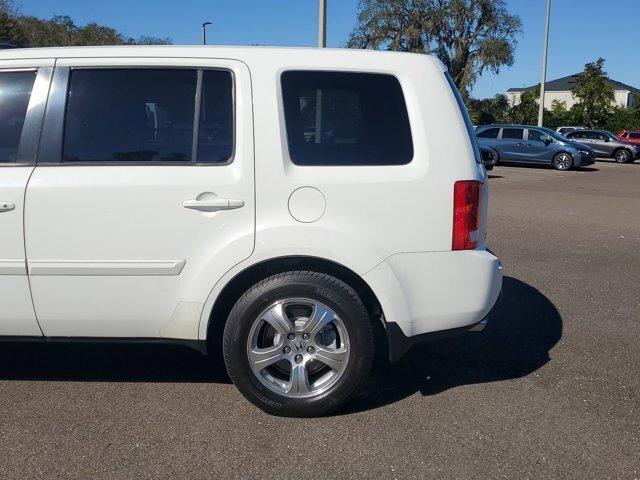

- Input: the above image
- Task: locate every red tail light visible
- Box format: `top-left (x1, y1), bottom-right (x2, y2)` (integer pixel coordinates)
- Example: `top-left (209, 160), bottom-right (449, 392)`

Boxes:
top-left (452, 180), bottom-right (481, 250)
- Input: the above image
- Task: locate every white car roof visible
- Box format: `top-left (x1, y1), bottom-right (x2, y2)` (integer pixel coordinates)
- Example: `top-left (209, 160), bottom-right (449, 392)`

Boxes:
top-left (0, 45), bottom-right (446, 72)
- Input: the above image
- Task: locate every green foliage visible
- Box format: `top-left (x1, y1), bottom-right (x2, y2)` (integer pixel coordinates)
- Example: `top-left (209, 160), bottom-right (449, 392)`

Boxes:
top-left (604, 106), bottom-right (640, 133)
top-left (0, 0), bottom-right (27, 46)
top-left (570, 58), bottom-right (615, 128)
top-left (1, 8), bottom-right (171, 47)
top-left (348, 0), bottom-right (521, 97)
top-left (466, 93), bottom-right (508, 124)
top-left (506, 87), bottom-right (539, 124)
top-left (543, 100), bottom-right (572, 129)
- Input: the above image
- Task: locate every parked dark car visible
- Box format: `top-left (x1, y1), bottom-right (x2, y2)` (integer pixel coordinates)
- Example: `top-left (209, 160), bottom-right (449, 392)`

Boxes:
top-left (476, 124), bottom-right (596, 170)
top-left (565, 129), bottom-right (639, 163)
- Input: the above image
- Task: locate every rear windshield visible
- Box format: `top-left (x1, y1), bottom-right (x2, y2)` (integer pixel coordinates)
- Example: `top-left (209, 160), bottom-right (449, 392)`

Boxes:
top-left (445, 72), bottom-right (480, 163)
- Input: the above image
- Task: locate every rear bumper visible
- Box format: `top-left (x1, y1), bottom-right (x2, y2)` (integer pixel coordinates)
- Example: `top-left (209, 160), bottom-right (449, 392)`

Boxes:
top-left (364, 249), bottom-right (503, 360)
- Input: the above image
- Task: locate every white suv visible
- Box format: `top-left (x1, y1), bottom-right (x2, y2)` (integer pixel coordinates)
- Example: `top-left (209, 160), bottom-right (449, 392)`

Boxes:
top-left (0, 46), bottom-right (502, 416)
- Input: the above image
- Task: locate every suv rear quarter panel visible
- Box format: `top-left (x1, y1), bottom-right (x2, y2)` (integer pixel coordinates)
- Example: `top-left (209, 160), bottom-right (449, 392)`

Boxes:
top-left (200, 50), bottom-right (486, 338)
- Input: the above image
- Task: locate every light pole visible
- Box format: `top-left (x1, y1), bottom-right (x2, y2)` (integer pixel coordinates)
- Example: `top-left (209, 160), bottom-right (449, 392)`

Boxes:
top-left (537, 0), bottom-right (552, 127)
top-left (317, 0), bottom-right (327, 48)
top-left (201, 22), bottom-right (212, 45)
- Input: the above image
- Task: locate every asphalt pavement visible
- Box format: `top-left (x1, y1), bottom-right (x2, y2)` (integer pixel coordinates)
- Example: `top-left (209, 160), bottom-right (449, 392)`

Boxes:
top-left (1, 159), bottom-right (638, 479)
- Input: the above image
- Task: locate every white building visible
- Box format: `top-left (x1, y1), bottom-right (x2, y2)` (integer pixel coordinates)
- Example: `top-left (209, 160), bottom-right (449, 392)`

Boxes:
top-left (507, 74), bottom-right (638, 109)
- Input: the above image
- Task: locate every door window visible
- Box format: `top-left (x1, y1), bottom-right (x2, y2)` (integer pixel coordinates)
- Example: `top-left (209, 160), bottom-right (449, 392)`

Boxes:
top-left (63, 68), bottom-right (234, 164)
top-left (281, 71), bottom-right (413, 165)
top-left (501, 128), bottom-right (523, 140)
top-left (0, 71), bottom-right (37, 163)
top-left (527, 129), bottom-right (548, 142)
top-left (477, 128), bottom-right (499, 138)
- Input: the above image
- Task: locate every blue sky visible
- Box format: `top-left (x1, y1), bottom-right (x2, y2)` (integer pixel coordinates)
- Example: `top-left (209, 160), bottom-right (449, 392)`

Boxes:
top-left (21, 0), bottom-right (640, 99)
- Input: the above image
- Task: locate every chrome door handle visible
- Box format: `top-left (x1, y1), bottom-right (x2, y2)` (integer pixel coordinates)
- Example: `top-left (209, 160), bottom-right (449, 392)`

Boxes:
top-left (182, 197), bottom-right (244, 212)
top-left (0, 202), bottom-right (15, 213)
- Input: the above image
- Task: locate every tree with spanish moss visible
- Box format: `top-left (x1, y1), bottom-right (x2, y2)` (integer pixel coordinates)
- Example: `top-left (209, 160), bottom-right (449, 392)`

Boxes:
top-left (347, 0), bottom-right (522, 97)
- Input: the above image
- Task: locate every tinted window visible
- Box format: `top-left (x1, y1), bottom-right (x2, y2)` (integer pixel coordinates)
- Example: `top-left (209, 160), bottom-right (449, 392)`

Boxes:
top-left (197, 70), bottom-right (234, 163)
top-left (281, 71), bottom-right (413, 166)
top-left (527, 129), bottom-right (545, 142)
top-left (565, 131), bottom-right (578, 139)
top-left (478, 128), bottom-right (499, 138)
top-left (64, 69), bottom-right (197, 163)
top-left (0, 71), bottom-right (36, 163)
top-left (630, 133), bottom-right (640, 139)
top-left (502, 128), bottom-right (523, 139)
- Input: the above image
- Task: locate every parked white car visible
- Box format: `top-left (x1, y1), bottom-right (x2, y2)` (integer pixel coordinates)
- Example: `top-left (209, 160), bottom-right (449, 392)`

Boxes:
top-left (0, 46), bottom-right (502, 416)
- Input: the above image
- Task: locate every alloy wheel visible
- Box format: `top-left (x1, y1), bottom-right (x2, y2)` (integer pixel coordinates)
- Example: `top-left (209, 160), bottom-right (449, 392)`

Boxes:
top-left (554, 153), bottom-right (572, 170)
top-left (246, 298), bottom-right (350, 398)
top-left (615, 150), bottom-right (630, 163)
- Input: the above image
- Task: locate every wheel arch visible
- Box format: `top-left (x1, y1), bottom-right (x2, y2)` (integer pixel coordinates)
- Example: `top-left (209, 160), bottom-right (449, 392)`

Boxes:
top-left (202, 256), bottom-right (387, 351)
top-left (613, 147), bottom-right (632, 161)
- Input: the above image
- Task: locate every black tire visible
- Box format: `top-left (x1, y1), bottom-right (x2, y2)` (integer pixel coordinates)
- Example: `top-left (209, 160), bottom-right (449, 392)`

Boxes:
top-left (483, 148), bottom-right (499, 166)
top-left (222, 271), bottom-right (374, 417)
top-left (613, 148), bottom-right (632, 163)
top-left (552, 152), bottom-right (573, 170)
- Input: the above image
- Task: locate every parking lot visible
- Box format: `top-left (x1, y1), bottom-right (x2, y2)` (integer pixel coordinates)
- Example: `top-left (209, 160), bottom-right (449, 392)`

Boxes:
top-left (0, 160), bottom-right (638, 479)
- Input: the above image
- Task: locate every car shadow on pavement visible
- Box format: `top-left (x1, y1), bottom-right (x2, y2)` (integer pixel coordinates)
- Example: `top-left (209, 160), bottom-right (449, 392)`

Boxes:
top-left (0, 340), bottom-right (230, 383)
top-left (0, 276), bottom-right (561, 414)
top-left (343, 276), bottom-right (563, 414)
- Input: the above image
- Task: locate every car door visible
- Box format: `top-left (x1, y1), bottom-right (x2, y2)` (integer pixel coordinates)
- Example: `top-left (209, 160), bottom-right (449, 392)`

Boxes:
top-left (498, 127), bottom-right (525, 161)
top-left (25, 57), bottom-right (255, 339)
top-left (582, 131), bottom-right (607, 156)
top-left (523, 128), bottom-right (552, 163)
top-left (0, 61), bottom-right (53, 336)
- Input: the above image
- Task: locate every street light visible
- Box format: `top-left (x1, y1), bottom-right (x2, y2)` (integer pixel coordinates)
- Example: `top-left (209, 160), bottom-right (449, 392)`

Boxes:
top-left (537, 0), bottom-right (552, 127)
top-left (201, 22), bottom-right (212, 45)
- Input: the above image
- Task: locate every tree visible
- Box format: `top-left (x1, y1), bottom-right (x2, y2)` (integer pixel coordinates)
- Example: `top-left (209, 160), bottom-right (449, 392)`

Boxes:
top-left (348, 0), bottom-right (522, 97)
top-left (544, 100), bottom-right (573, 130)
top-left (570, 58), bottom-right (615, 128)
top-left (506, 86), bottom-right (540, 124)
top-left (6, 13), bottom-right (171, 47)
top-left (0, 0), bottom-right (27, 46)
top-left (605, 106), bottom-right (640, 133)
top-left (466, 93), bottom-right (508, 124)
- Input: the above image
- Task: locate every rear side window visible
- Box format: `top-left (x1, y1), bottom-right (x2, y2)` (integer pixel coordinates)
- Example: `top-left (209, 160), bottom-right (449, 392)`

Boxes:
top-left (281, 71), bottom-right (413, 166)
top-left (63, 68), bottom-right (234, 164)
top-left (502, 128), bottom-right (523, 140)
top-left (630, 133), bottom-right (640, 139)
top-left (198, 70), bottom-right (234, 163)
top-left (477, 128), bottom-right (499, 138)
top-left (0, 71), bottom-right (36, 163)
